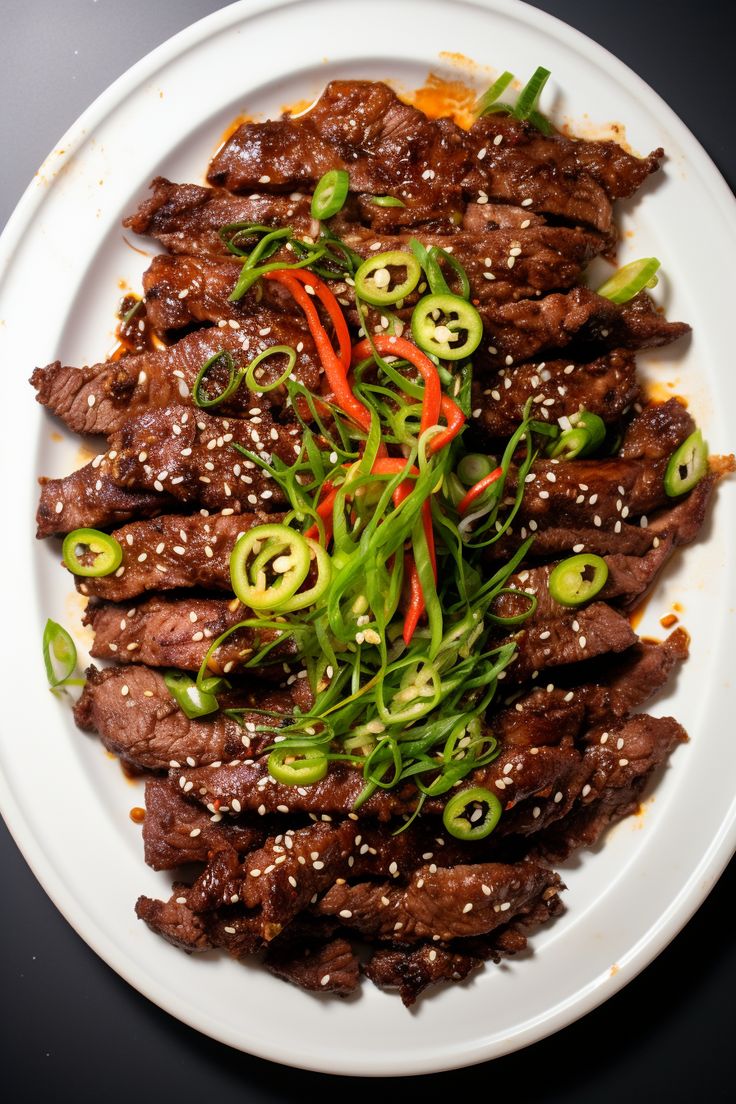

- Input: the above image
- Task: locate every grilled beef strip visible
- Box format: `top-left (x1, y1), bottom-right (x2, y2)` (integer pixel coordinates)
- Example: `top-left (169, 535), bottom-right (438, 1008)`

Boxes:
top-left (363, 942), bottom-right (486, 1005)
top-left (73, 664), bottom-right (297, 771)
top-left (85, 593), bottom-right (297, 674)
top-left (141, 777), bottom-right (268, 870)
top-left (30, 320), bottom-right (321, 437)
top-left (208, 81), bottom-right (660, 236)
top-left (72, 510), bottom-right (274, 602)
top-left (472, 349), bottom-right (640, 441)
top-left (264, 935), bottom-right (361, 997)
top-left (36, 405), bottom-right (296, 537)
top-left (619, 396), bottom-right (696, 460)
top-left (507, 601), bottom-right (638, 682)
top-left (123, 177), bottom-right (319, 254)
top-left (36, 468), bottom-right (173, 539)
top-left (494, 629), bottom-right (689, 749)
top-left (135, 887), bottom-right (214, 953)
top-left (315, 860), bottom-right (563, 943)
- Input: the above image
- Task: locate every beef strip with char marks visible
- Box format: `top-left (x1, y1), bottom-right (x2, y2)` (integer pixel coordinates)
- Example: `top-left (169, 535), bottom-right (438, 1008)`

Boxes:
top-left (30, 320), bottom-right (321, 436)
top-left (85, 593), bottom-right (297, 674)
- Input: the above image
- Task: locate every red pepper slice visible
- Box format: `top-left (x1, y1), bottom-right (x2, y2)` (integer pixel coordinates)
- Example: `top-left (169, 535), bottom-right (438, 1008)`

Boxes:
top-left (264, 270), bottom-right (372, 432)
top-left (305, 482), bottom-right (339, 543)
top-left (457, 466), bottom-right (504, 514)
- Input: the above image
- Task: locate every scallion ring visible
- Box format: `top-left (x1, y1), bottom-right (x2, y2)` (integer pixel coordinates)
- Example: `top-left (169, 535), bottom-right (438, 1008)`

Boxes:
top-left (42, 619), bottom-right (79, 688)
top-left (354, 251), bottom-right (422, 306)
top-left (62, 528), bottom-right (123, 578)
top-left (664, 429), bottom-right (708, 497)
top-left (548, 553), bottom-right (609, 607)
top-left (457, 453), bottom-right (497, 487)
top-left (164, 671), bottom-right (220, 720)
top-left (370, 195), bottom-right (406, 208)
top-left (243, 345), bottom-right (296, 392)
top-left (193, 350), bottom-right (239, 409)
top-left (311, 169), bottom-right (350, 220)
top-left (596, 257), bottom-right (660, 304)
top-left (268, 746), bottom-right (328, 786)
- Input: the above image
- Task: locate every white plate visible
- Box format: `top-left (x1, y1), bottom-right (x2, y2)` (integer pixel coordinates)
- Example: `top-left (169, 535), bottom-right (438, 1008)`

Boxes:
top-left (1, 0), bottom-right (735, 1077)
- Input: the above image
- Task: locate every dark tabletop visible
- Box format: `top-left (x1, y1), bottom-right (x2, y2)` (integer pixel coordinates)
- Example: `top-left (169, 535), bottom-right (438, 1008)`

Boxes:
top-left (2, 0), bottom-right (734, 1097)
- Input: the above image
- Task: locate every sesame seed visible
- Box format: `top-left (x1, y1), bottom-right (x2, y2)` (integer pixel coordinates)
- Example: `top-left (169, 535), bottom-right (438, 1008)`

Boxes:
top-left (493, 134), bottom-right (503, 145)
top-left (462, 903), bottom-right (473, 914)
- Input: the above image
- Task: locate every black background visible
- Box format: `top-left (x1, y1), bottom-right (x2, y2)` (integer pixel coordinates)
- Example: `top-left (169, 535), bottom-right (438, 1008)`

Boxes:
top-left (1, 1), bottom-right (734, 1097)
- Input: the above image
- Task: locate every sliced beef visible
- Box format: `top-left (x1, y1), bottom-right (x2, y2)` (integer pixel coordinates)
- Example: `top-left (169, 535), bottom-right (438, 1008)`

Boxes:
top-left (493, 629), bottom-right (689, 748)
top-left (509, 601), bottom-right (638, 682)
top-left (647, 472), bottom-right (717, 546)
top-left (208, 81), bottom-right (468, 226)
top-left (73, 664), bottom-right (293, 770)
top-left (85, 594), bottom-right (296, 674)
top-left (473, 289), bottom-right (688, 371)
top-left (619, 397), bottom-right (695, 460)
top-left (316, 860), bottom-right (563, 943)
top-left (135, 888), bottom-right (213, 953)
top-left (72, 510), bottom-right (272, 602)
top-left (36, 466), bottom-right (173, 539)
top-left (465, 113), bottom-right (662, 234)
top-left (472, 350), bottom-right (640, 439)
top-left (363, 943), bottom-right (485, 1005)
top-left (265, 935), bottom-right (360, 997)
top-left (30, 321), bottom-right (321, 436)
top-left (123, 177), bottom-right (318, 255)
top-left (538, 713), bottom-right (687, 861)
top-left (142, 777), bottom-right (267, 870)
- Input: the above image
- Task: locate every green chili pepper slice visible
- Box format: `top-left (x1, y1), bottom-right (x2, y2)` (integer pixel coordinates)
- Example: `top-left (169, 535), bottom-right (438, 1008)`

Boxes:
top-left (311, 169), bottom-right (350, 220)
top-left (164, 671), bottom-right (220, 719)
top-left (230, 524), bottom-right (311, 610)
top-left (442, 786), bottom-right (503, 840)
top-left (411, 293), bottom-right (483, 361)
top-left (42, 619), bottom-right (79, 688)
top-left (596, 257), bottom-right (660, 304)
top-left (568, 409), bottom-right (606, 452)
top-left (62, 528), bottom-right (123, 578)
top-left (354, 251), bottom-right (422, 306)
top-left (548, 553), bottom-right (609, 607)
top-left (371, 195), bottom-right (406, 208)
top-left (664, 429), bottom-right (708, 497)
top-left (547, 427), bottom-right (591, 460)
top-left (268, 746), bottom-right (329, 786)
top-left (277, 538), bottom-right (332, 612)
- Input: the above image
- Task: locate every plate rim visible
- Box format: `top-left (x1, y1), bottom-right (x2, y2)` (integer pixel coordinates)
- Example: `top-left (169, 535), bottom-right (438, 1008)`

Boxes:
top-left (1, 0), bottom-right (735, 1076)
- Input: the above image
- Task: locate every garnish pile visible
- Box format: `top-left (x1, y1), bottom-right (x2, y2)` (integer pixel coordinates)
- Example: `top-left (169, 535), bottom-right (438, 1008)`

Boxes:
top-left (33, 70), bottom-right (730, 1005)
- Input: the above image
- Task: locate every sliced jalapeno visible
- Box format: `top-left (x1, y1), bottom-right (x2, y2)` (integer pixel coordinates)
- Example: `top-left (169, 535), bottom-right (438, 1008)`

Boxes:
top-left (568, 409), bottom-right (606, 452)
top-left (442, 786), bottom-right (503, 840)
top-left (62, 528), bottom-right (123, 578)
top-left (596, 257), bottom-right (660, 304)
top-left (664, 429), bottom-right (708, 496)
top-left (268, 746), bottom-right (328, 786)
top-left (311, 169), bottom-right (350, 220)
top-left (547, 427), bottom-right (591, 460)
top-left (164, 671), bottom-right (220, 719)
top-left (230, 524), bottom-right (311, 611)
top-left (548, 553), bottom-right (609, 607)
top-left (354, 250), bottom-right (422, 306)
top-left (411, 293), bottom-right (483, 361)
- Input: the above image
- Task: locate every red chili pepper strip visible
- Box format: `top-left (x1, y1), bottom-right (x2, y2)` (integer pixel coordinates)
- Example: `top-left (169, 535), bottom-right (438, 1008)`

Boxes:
top-left (268, 268), bottom-right (352, 370)
top-left (371, 458), bottom-right (436, 645)
top-left (458, 466), bottom-right (504, 514)
top-left (351, 335), bottom-right (441, 437)
top-left (305, 484), bottom-right (339, 543)
top-left (430, 395), bottom-right (466, 455)
top-left (264, 270), bottom-right (372, 432)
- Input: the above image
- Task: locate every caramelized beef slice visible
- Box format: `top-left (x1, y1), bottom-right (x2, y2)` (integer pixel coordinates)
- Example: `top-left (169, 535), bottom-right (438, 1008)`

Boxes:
top-left (72, 511), bottom-right (272, 602)
top-left (74, 664), bottom-right (292, 770)
top-left (123, 177), bottom-right (317, 254)
top-left (265, 936), bottom-right (360, 997)
top-left (142, 777), bottom-right (267, 870)
top-left (85, 594), bottom-right (296, 674)
top-left (36, 466), bottom-right (173, 539)
top-left (316, 861), bottom-right (563, 943)
top-left (30, 321), bottom-right (321, 436)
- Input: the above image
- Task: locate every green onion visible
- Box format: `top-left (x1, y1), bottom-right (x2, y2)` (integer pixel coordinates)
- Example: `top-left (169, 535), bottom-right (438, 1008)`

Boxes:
top-left (548, 553), bottom-right (609, 607)
top-left (311, 169), bottom-right (350, 220)
top-left (370, 195), bottom-right (406, 208)
top-left (596, 258), bottom-right (660, 303)
top-left (515, 66), bottom-right (551, 122)
top-left (193, 346), bottom-right (296, 409)
top-left (42, 619), bottom-right (84, 690)
top-left (664, 429), bottom-right (708, 497)
top-left (164, 671), bottom-right (220, 719)
top-left (457, 453), bottom-right (496, 487)
top-left (475, 70), bottom-right (515, 116)
top-left (62, 528), bottom-right (123, 578)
